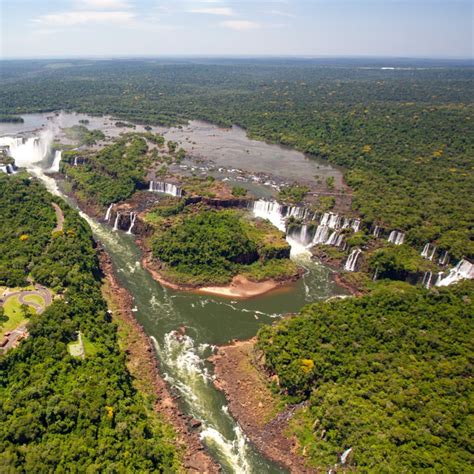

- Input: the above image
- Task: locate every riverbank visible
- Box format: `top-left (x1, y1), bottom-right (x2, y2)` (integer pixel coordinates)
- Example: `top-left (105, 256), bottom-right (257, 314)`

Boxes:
top-left (141, 250), bottom-right (302, 299)
top-left (209, 338), bottom-right (315, 473)
top-left (98, 246), bottom-right (220, 473)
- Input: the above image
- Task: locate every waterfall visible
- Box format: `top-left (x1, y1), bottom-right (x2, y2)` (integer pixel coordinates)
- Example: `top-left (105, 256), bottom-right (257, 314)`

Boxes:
top-left (0, 131), bottom-right (53, 168)
top-left (351, 219), bottom-right (361, 233)
top-left (428, 246), bottom-right (437, 261)
top-left (251, 200), bottom-right (286, 232)
top-left (439, 251), bottom-right (449, 266)
top-left (342, 218), bottom-right (351, 229)
top-left (149, 181), bottom-right (182, 197)
top-left (127, 212), bottom-right (137, 234)
top-left (104, 204), bottom-right (114, 222)
top-left (388, 230), bottom-right (405, 245)
top-left (373, 267), bottom-right (379, 281)
top-left (340, 447), bottom-right (353, 465)
top-left (113, 213), bottom-right (121, 231)
top-left (311, 224), bottom-right (330, 245)
top-left (48, 150), bottom-right (62, 172)
top-left (435, 259), bottom-right (474, 287)
top-left (74, 156), bottom-right (78, 166)
top-left (422, 271), bottom-right (433, 289)
top-left (421, 243), bottom-right (430, 258)
top-left (1, 163), bottom-right (16, 174)
top-left (325, 231), bottom-right (339, 246)
top-left (335, 234), bottom-right (345, 247)
top-left (344, 248), bottom-right (362, 272)
top-left (373, 225), bottom-right (381, 238)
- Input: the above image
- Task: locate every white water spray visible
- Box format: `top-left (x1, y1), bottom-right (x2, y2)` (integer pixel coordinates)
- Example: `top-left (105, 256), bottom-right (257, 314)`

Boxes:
top-left (435, 259), bottom-right (474, 287)
top-left (127, 212), bottom-right (137, 234)
top-left (344, 248), bottom-right (362, 272)
top-left (104, 204), bottom-right (114, 222)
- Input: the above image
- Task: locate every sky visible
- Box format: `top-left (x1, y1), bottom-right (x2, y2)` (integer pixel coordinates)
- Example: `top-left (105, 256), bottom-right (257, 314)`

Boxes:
top-left (0, 0), bottom-right (472, 59)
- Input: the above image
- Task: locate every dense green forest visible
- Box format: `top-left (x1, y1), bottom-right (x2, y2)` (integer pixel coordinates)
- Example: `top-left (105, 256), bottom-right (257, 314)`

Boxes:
top-left (62, 135), bottom-right (149, 206)
top-left (256, 281), bottom-right (474, 472)
top-left (0, 59), bottom-right (473, 257)
top-left (0, 174), bottom-right (180, 471)
top-left (151, 208), bottom-right (296, 285)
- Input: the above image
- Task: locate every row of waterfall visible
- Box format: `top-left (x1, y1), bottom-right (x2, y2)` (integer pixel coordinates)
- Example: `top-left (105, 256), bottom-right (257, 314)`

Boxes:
top-left (421, 243), bottom-right (449, 266)
top-left (435, 259), bottom-right (474, 287)
top-left (149, 180), bottom-right (182, 197)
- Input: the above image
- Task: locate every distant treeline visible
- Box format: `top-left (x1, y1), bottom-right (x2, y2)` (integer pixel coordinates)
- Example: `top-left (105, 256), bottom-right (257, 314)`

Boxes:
top-left (0, 60), bottom-right (473, 258)
top-left (0, 114), bottom-right (24, 123)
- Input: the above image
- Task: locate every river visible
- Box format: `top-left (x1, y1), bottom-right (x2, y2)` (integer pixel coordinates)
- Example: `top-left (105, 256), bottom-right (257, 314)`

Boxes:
top-left (1, 115), bottom-right (347, 473)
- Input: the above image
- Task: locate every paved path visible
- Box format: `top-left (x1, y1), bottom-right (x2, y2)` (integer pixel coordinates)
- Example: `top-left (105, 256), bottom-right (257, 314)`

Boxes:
top-left (1, 286), bottom-right (52, 315)
top-left (52, 202), bottom-right (64, 233)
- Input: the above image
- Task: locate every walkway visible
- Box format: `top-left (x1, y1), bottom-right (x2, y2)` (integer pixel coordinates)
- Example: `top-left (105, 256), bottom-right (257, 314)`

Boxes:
top-left (52, 202), bottom-right (64, 233)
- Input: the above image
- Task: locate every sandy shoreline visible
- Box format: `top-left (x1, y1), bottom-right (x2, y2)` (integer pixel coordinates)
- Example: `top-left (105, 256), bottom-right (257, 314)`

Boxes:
top-left (209, 338), bottom-right (316, 473)
top-left (141, 250), bottom-right (301, 299)
top-left (98, 246), bottom-right (220, 473)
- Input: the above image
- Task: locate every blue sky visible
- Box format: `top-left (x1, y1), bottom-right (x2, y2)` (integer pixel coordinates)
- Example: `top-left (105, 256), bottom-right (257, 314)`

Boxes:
top-left (1, 0), bottom-right (472, 59)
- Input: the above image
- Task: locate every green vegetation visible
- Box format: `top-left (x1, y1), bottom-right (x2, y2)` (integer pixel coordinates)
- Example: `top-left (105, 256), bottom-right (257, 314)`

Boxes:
top-left (368, 244), bottom-right (435, 280)
top-left (61, 135), bottom-right (148, 206)
top-left (1, 59), bottom-right (471, 257)
top-left (278, 184), bottom-right (309, 204)
top-left (0, 174), bottom-right (57, 287)
top-left (256, 281), bottom-right (474, 472)
top-left (0, 175), bottom-right (180, 471)
top-left (63, 125), bottom-right (105, 146)
top-left (231, 186), bottom-right (247, 197)
top-left (0, 295), bottom-right (33, 338)
top-left (151, 208), bottom-right (295, 285)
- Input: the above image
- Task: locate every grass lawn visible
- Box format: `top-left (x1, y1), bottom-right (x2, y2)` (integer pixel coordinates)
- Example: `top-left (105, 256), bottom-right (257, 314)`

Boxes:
top-left (1, 296), bottom-right (34, 339)
top-left (67, 332), bottom-right (98, 358)
top-left (22, 293), bottom-right (46, 308)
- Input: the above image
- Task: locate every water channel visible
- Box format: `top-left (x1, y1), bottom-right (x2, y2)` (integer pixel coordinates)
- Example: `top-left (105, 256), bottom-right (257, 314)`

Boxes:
top-left (1, 114), bottom-right (347, 472)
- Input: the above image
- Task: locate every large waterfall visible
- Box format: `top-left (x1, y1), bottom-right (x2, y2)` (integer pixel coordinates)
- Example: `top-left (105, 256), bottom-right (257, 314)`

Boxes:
top-left (435, 259), bottom-right (474, 287)
top-left (149, 180), bottom-right (182, 197)
top-left (0, 129), bottom-right (54, 168)
top-left (251, 200), bottom-right (287, 232)
top-left (344, 248), bottom-right (362, 272)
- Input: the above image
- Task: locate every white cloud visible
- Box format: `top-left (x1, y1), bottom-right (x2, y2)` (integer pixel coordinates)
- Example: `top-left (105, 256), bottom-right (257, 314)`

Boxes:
top-left (187, 7), bottom-right (234, 16)
top-left (34, 10), bottom-right (135, 27)
top-left (77, 0), bottom-right (131, 9)
top-left (221, 20), bottom-right (260, 31)
top-left (269, 9), bottom-right (295, 18)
